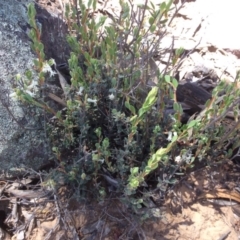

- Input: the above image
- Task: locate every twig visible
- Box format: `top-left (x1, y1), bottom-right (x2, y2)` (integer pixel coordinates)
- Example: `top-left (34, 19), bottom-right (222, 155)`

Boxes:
top-left (171, 37), bottom-right (202, 76)
top-left (168, 0), bottom-right (186, 26)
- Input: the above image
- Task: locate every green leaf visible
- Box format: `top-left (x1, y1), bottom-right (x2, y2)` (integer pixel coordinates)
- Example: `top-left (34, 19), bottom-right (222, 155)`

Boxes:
top-left (39, 71), bottom-right (45, 80)
top-left (149, 17), bottom-right (155, 25)
top-left (25, 70), bottom-right (32, 80)
top-left (95, 127), bottom-right (101, 138)
top-left (172, 78), bottom-right (178, 89)
top-left (93, 0), bottom-right (97, 10)
top-left (96, 16), bottom-right (107, 29)
top-left (56, 111), bottom-right (61, 119)
top-left (125, 100), bottom-right (136, 115)
top-left (149, 162), bottom-right (158, 170)
top-left (166, 0), bottom-right (173, 11)
top-left (150, 24), bottom-right (156, 33)
top-left (187, 120), bottom-right (199, 129)
top-left (173, 102), bottom-right (179, 111)
top-left (175, 47), bottom-right (184, 56)
top-left (29, 29), bottom-right (37, 41)
top-left (160, 2), bottom-right (167, 12)
top-left (129, 179), bottom-right (139, 188)
top-left (164, 75), bottom-right (171, 83)
top-left (171, 134), bottom-right (178, 143)
top-left (138, 87), bottom-right (158, 118)
top-left (159, 19), bottom-right (168, 24)
top-left (23, 92), bottom-right (34, 102)
top-left (81, 172), bottom-right (86, 180)
top-left (148, 156), bottom-right (158, 166)
top-left (88, 0), bottom-right (93, 8)
top-left (130, 167), bottom-right (139, 175)
top-left (28, 3), bottom-right (36, 20)
top-left (39, 51), bottom-right (45, 60)
top-left (144, 166), bottom-right (153, 175)
top-left (155, 145), bottom-right (171, 156)
top-left (103, 138), bottom-right (109, 148)
top-left (150, 1), bottom-right (155, 10)
top-left (130, 115), bottom-right (137, 122)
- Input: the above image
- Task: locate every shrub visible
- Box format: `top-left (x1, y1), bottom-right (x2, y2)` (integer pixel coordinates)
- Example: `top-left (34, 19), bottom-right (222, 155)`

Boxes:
top-left (14, 0), bottom-right (240, 215)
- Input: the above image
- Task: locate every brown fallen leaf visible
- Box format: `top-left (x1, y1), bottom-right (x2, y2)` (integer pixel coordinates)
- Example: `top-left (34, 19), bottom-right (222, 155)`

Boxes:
top-left (6, 189), bottom-right (52, 199)
top-left (198, 189), bottom-right (240, 204)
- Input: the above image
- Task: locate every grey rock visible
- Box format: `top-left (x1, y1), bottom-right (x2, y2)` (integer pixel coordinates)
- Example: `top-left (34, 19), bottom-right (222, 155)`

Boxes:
top-left (0, 0), bottom-right (52, 175)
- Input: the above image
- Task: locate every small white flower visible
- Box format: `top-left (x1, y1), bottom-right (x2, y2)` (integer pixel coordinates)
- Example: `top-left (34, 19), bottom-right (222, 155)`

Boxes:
top-left (167, 131), bottom-right (177, 141)
top-left (42, 61), bottom-right (56, 77)
top-left (87, 98), bottom-right (97, 105)
top-left (108, 93), bottom-right (115, 100)
top-left (167, 131), bottom-right (172, 141)
top-left (182, 152), bottom-right (193, 164)
top-left (15, 73), bottom-right (21, 81)
top-left (25, 90), bottom-right (36, 97)
top-left (99, 158), bottom-right (104, 163)
top-left (10, 92), bottom-right (17, 98)
top-left (76, 86), bottom-right (84, 96)
top-left (27, 80), bottom-right (38, 90)
top-left (175, 156), bottom-right (182, 164)
top-left (25, 80), bottom-right (39, 97)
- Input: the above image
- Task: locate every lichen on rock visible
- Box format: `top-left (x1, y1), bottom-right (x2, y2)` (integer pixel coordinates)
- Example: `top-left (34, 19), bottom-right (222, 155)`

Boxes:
top-left (0, 0), bottom-right (51, 175)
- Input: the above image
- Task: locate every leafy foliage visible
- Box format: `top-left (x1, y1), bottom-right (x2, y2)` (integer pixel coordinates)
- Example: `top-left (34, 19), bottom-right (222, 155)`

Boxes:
top-left (15, 0), bottom-right (240, 216)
